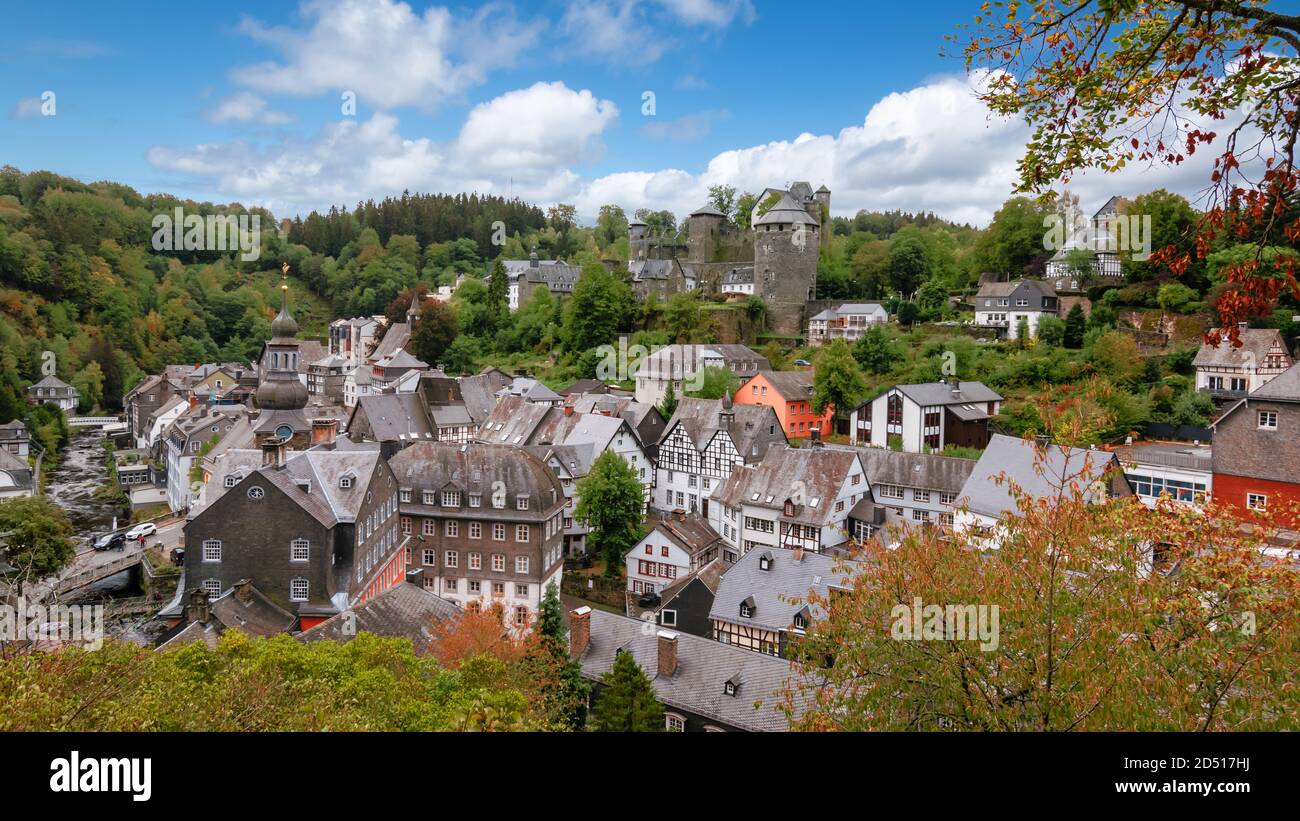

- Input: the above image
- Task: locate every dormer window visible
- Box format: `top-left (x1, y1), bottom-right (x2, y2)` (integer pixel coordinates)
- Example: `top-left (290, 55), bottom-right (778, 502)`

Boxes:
top-left (441, 491), bottom-right (460, 507)
top-left (469, 493), bottom-right (481, 508)
top-left (724, 681), bottom-right (737, 696)
top-left (758, 552), bottom-right (772, 572)
top-left (339, 475), bottom-right (354, 489)
top-left (422, 490), bottom-right (435, 505)
top-left (517, 496), bottom-right (529, 511)
top-left (739, 596), bottom-right (756, 619)
top-left (400, 488), bottom-right (412, 502)
top-left (792, 609), bottom-right (808, 631)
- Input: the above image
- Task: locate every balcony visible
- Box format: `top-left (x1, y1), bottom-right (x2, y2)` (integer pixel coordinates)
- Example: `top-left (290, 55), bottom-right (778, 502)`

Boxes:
top-left (1198, 386), bottom-right (1248, 401)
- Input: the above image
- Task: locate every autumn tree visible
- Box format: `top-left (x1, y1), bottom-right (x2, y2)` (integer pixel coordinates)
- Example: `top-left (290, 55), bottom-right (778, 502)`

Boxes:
top-left (958, 0), bottom-right (1300, 339)
top-left (786, 388), bottom-right (1300, 731)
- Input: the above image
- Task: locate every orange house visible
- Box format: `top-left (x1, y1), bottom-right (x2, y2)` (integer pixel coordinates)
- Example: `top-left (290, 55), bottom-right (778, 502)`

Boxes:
top-left (734, 370), bottom-right (833, 439)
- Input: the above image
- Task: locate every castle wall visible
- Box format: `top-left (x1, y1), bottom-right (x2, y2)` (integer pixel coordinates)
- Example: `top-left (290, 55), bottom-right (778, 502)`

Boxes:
top-left (754, 224), bottom-right (818, 336)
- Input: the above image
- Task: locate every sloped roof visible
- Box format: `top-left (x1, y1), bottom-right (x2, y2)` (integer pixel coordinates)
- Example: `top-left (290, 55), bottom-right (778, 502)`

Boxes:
top-left (661, 397), bottom-right (786, 461)
top-left (387, 442), bottom-right (563, 508)
top-left (975, 279), bottom-right (1057, 299)
top-left (958, 434), bottom-right (1125, 519)
top-left (751, 370), bottom-right (814, 401)
top-left (655, 513), bottom-right (723, 557)
top-left (29, 374), bottom-right (75, 392)
top-left (753, 192), bottom-right (819, 227)
top-left (209, 584), bottom-right (297, 637)
top-left (628, 259), bottom-right (678, 281)
top-left (711, 445), bottom-right (861, 526)
top-left (351, 393), bottom-right (434, 442)
top-left (852, 448), bottom-right (977, 494)
top-left (1248, 359), bottom-right (1300, 402)
top-left (576, 608), bottom-right (812, 732)
top-left (894, 380), bottom-right (1003, 407)
top-left (710, 546), bottom-right (859, 633)
top-left (1192, 328), bottom-right (1292, 370)
top-left (458, 369), bottom-right (511, 423)
top-left (298, 582), bottom-right (460, 648)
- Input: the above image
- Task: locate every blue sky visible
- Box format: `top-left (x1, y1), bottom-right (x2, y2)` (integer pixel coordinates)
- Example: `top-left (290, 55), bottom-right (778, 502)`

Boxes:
top-left (1, 0), bottom-right (1212, 223)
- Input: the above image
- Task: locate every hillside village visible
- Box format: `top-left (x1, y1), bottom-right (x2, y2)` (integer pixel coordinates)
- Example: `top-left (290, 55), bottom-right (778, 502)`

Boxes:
top-left (3, 169), bottom-right (1298, 733)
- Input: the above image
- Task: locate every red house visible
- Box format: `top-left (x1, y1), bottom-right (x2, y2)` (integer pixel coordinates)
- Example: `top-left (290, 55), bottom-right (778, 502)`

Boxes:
top-left (1211, 361), bottom-right (1300, 526)
top-left (734, 370), bottom-right (832, 439)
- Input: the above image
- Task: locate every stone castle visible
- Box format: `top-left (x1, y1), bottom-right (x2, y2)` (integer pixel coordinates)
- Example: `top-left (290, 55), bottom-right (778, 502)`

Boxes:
top-left (628, 181), bottom-right (830, 336)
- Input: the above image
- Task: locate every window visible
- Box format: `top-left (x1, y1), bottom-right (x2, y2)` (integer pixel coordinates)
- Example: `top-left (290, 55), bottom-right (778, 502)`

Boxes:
top-left (469, 522), bottom-right (481, 539)
top-left (400, 488), bottom-right (411, 502)
top-left (290, 539), bottom-right (309, 561)
top-left (445, 520), bottom-right (458, 537)
top-left (912, 509), bottom-right (930, 522)
top-left (1259, 411), bottom-right (1278, 430)
top-left (493, 581), bottom-right (505, 595)
top-left (515, 583), bottom-right (529, 597)
top-left (493, 523), bottom-right (506, 541)
top-left (469, 552), bottom-right (481, 570)
top-left (940, 492), bottom-right (957, 505)
top-left (469, 494), bottom-right (481, 508)
top-left (515, 524), bottom-right (530, 542)
top-left (422, 548), bottom-right (435, 565)
top-left (444, 578), bottom-right (458, 592)
top-left (665, 714), bottom-right (685, 732)
top-left (879, 484), bottom-right (904, 500)
top-left (793, 612), bottom-right (807, 630)
top-left (661, 610), bottom-right (677, 627)
top-left (740, 602), bottom-right (753, 618)
top-left (492, 554), bottom-right (506, 572)
top-left (339, 476), bottom-right (353, 489)
top-left (445, 551), bottom-right (458, 569)
top-left (1247, 493), bottom-right (1267, 511)
top-left (516, 496), bottom-right (529, 510)
top-left (441, 491), bottom-right (460, 507)
top-left (246, 486), bottom-right (264, 500)
top-left (468, 580), bottom-right (481, 594)
top-left (202, 539), bottom-right (222, 562)
top-left (289, 578), bottom-right (308, 602)
top-left (202, 579), bottom-right (221, 596)
top-left (515, 556), bottom-right (530, 573)
top-left (223, 475), bottom-right (238, 488)
top-left (422, 519), bottom-right (435, 536)
top-left (422, 490), bottom-right (435, 505)
top-left (401, 516), bottom-right (411, 535)
top-left (914, 490), bottom-right (931, 503)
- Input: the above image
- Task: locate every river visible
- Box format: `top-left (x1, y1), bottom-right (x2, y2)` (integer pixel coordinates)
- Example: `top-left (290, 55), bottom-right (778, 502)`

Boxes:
top-left (44, 429), bottom-right (135, 598)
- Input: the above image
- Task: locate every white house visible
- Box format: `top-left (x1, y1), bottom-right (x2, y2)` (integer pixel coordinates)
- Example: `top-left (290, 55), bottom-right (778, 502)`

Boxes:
top-left (633, 344), bottom-right (768, 406)
top-left (806, 303), bottom-right (889, 347)
top-left (850, 379), bottom-right (1003, 453)
top-left (26, 375), bottom-right (79, 412)
top-left (625, 514), bottom-right (722, 596)
top-left (1192, 326), bottom-right (1294, 399)
top-left (711, 444), bottom-right (868, 557)
top-left (1114, 440), bottom-right (1212, 510)
top-left (973, 280), bottom-right (1059, 340)
top-left (653, 395), bottom-right (787, 521)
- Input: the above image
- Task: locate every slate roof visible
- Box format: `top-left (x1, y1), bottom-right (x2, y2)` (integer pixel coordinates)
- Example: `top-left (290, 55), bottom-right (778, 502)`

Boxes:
top-left (28, 374), bottom-right (76, 395)
top-left (894, 380), bottom-right (1003, 408)
top-left (711, 445), bottom-right (862, 527)
top-left (635, 344), bottom-right (769, 381)
top-left (690, 204), bottom-right (726, 217)
top-left (387, 442), bottom-right (563, 509)
top-left (661, 397), bottom-right (786, 461)
top-left (576, 608), bottom-right (812, 732)
top-left (751, 370), bottom-right (814, 401)
top-left (369, 321), bottom-right (410, 363)
top-left (497, 377), bottom-right (562, 403)
top-left (458, 369), bottom-right (512, 423)
top-left (298, 582), bottom-right (461, 648)
top-left (1193, 328), bottom-right (1293, 370)
top-left (559, 379), bottom-right (609, 397)
top-left (851, 447), bottom-right (977, 493)
top-left (721, 266), bottom-right (754, 287)
top-left (351, 393), bottom-right (434, 442)
top-left (975, 279), bottom-right (1057, 300)
top-left (1248, 360), bottom-right (1300, 401)
top-left (655, 513), bottom-right (723, 557)
top-left (958, 434), bottom-right (1126, 519)
top-left (0, 448), bottom-right (32, 489)
top-left (753, 191), bottom-right (820, 227)
top-left (709, 546), bottom-right (859, 632)
top-left (628, 259), bottom-right (678, 281)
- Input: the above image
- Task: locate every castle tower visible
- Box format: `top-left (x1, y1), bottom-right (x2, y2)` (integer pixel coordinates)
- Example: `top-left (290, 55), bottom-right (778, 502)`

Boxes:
top-left (813, 185), bottom-right (832, 252)
top-left (628, 219), bottom-right (649, 261)
top-left (687, 205), bottom-right (725, 264)
top-left (753, 192), bottom-right (820, 336)
top-left (254, 274), bottom-right (311, 448)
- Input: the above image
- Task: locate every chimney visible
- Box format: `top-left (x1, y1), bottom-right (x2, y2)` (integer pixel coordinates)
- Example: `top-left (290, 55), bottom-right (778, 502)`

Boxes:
top-left (261, 438), bottom-right (287, 469)
top-left (311, 418), bottom-right (338, 447)
top-left (405, 567), bottom-right (424, 587)
top-left (791, 546), bottom-right (804, 563)
top-left (657, 630), bottom-right (679, 678)
top-left (1238, 320), bottom-right (1249, 330)
top-left (1034, 434), bottom-right (1051, 449)
top-left (185, 587), bottom-right (210, 624)
top-left (569, 606), bottom-right (591, 658)
top-left (563, 403), bottom-right (574, 417)
top-left (188, 395), bottom-right (199, 409)
top-left (234, 578), bottom-right (253, 604)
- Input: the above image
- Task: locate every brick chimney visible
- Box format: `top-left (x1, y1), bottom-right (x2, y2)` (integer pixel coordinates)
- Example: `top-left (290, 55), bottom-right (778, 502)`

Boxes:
top-left (657, 630), bottom-right (679, 678)
top-left (563, 402), bottom-right (574, 417)
top-left (569, 606), bottom-right (591, 658)
top-left (234, 578), bottom-right (253, 603)
top-left (262, 438), bottom-right (287, 469)
top-left (791, 546), bottom-right (804, 563)
top-left (311, 418), bottom-right (338, 447)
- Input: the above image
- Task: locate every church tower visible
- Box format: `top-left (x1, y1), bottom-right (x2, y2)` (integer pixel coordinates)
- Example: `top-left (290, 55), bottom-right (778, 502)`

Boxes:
top-left (254, 270), bottom-right (311, 448)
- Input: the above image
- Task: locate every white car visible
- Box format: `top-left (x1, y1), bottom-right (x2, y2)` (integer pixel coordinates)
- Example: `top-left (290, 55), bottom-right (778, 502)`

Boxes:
top-left (125, 522), bottom-right (157, 540)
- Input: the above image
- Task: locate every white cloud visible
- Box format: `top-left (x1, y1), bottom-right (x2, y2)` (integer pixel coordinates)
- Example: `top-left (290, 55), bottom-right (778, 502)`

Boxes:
top-left (656, 0), bottom-right (755, 27)
top-left (639, 109), bottom-right (728, 141)
top-left (147, 83), bottom-right (617, 214)
top-left (559, 0), bottom-right (669, 65)
top-left (229, 0), bottom-right (542, 110)
top-left (207, 92), bottom-right (294, 125)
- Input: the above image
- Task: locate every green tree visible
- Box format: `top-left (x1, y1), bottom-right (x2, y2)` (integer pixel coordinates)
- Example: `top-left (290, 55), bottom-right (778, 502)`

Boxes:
top-left (0, 495), bottom-right (75, 580)
top-left (974, 197), bottom-right (1051, 277)
top-left (686, 366), bottom-right (740, 400)
top-left (665, 291), bottom-right (712, 343)
top-left (71, 360), bottom-right (104, 412)
top-left (1063, 303), bottom-right (1086, 349)
top-left (1156, 281), bottom-right (1198, 314)
top-left (563, 263), bottom-right (632, 355)
top-left (658, 381), bottom-right (678, 420)
top-left (1036, 314), bottom-right (1066, 347)
top-left (706, 184), bottom-right (737, 222)
top-left (410, 299), bottom-right (460, 367)
top-left (853, 325), bottom-right (896, 375)
top-left (486, 257), bottom-right (509, 324)
top-left (812, 340), bottom-right (867, 431)
top-left (589, 649), bottom-right (664, 732)
top-left (529, 583), bottom-right (590, 730)
top-left (916, 279), bottom-right (948, 320)
top-left (574, 450), bottom-right (644, 577)
top-left (887, 235), bottom-right (928, 296)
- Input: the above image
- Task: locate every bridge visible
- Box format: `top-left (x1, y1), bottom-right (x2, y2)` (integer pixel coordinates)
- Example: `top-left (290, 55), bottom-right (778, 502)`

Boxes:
top-left (51, 545), bottom-right (146, 598)
top-left (68, 415), bottom-right (128, 434)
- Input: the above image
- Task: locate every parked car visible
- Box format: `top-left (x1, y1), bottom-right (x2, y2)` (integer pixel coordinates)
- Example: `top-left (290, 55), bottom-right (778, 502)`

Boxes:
top-left (126, 522), bottom-right (157, 540)
top-left (170, 547), bottom-right (185, 566)
top-left (793, 359), bottom-right (812, 367)
top-left (94, 533), bottom-right (126, 552)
